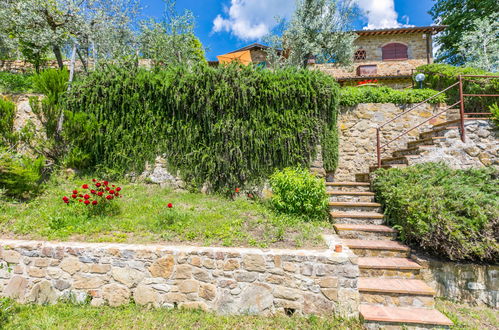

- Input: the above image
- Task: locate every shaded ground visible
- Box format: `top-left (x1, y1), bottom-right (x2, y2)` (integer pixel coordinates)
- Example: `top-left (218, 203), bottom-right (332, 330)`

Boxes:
top-left (0, 176), bottom-right (331, 249)
top-left (436, 298), bottom-right (498, 329)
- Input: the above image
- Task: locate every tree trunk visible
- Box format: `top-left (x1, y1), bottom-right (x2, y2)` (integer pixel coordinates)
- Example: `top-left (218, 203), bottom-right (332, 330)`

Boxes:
top-left (52, 45), bottom-right (64, 70)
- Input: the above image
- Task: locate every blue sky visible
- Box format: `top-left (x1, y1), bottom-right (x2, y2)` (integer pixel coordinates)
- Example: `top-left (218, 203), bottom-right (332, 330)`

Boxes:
top-left (142, 0), bottom-right (436, 60)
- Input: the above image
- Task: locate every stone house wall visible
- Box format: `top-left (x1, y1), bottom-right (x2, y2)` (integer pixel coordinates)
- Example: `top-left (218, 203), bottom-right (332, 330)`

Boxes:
top-left (0, 240), bottom-right (360, 316)
top-left (334, 103), bottom-right (448, 181)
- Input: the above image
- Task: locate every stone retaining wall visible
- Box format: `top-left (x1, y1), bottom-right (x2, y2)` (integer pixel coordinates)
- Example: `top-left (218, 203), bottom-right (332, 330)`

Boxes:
top-left (413, 254), bottom-right (498, 308)
top-left (0, 240), bottom-right (359, 316)
top-left (333, 103), bottom-right (447, 181)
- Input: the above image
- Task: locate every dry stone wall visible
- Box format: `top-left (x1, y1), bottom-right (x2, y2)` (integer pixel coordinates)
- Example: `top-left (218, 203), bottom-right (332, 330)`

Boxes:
top-left (0, 240), bottom-right (359, 316)
top-left (333, 103), bottom-right (448, 181)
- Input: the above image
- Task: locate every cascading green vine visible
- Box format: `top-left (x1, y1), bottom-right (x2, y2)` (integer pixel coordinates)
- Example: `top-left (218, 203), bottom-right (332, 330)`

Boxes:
top-left (65, 64), bottom-right (339, 194)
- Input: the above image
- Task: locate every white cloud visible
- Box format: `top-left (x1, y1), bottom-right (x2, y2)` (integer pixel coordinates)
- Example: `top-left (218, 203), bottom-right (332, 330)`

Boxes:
top-left (212, 0), bottom-right (295, 40)
top-left (356, 0), bottom-right (413, 29)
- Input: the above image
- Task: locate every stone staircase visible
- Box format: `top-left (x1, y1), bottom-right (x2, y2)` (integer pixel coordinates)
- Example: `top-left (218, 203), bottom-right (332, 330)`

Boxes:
top-left (326, 120), bottom-right (473, 328)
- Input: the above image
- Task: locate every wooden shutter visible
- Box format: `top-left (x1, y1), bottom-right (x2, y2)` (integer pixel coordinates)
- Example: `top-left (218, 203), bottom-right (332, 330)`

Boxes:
top-left (382, 43), bottom-right (408, 60)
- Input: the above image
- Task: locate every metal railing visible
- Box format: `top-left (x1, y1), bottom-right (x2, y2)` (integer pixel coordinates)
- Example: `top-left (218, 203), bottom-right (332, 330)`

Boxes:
top-left (376, 74), bottom-right (499, 168)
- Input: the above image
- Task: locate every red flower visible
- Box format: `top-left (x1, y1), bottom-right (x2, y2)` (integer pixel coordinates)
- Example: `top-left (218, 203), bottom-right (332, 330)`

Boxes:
top-left (109, 190), bottom-right (115, 194)
top-left (79, 194), bottom-right (83, 197)
top-left (115, 192), bottom-right (119, 196)
top-left (106, 195), bottom-right (113, 200)
top-left (73, 190), bottom-right (78, 194)
top-left (92, 179), bottom-right (97, 182)
top-left (64, 200), bottom-right (70, 204)
top-left (62, 196), bottom-right (69, 202)
top-left (84, 194), bottom-right (90, 200)
top-left (103, 181), bottom-right (109, 186)
top-left (116, 187), bottom-right (121, 192)
top-left (167, 203), bottom-right (173, 208)
top-left (373, 79), bottom-right (378, 83)
top-left (91, 190), bottom-right (96, 194)
top-left (97, 191), bottom-right (103, 197)
top-left (79, 199), bottom-right (83, 202)
top-left (235, 188), bottom-right (240, 193)
top-left (84, 200), bottom-right (90, 205)
top-left (247, 193), bottom-right (254, 199)
top-left (92, 200), bottom-right (98, 205)
top-left (105, 187), bottom-right (110, 191)
top-left (112, 185), bottom-right (115, 187)
top-left (72, 194), bottom-right (77, 199)
top-left (82, 184), bottom-right (89, 189)
top-left (96, 183), bottom-right (101, 187)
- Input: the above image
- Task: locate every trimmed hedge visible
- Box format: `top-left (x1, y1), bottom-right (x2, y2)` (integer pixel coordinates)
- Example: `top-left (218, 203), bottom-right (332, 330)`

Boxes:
top-left (373, 163), bottom-right (499, 263)
top-left (66, 64), bottom-right (339, 194)
top-left (339, 86), bottom-right (445, 106)
top-left (416, 64), bottom-right (499, 112)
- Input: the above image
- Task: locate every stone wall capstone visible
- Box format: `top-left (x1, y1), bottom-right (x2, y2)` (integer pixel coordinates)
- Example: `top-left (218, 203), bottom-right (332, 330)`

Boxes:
top-left (0, 240), bottom-right (359, 316)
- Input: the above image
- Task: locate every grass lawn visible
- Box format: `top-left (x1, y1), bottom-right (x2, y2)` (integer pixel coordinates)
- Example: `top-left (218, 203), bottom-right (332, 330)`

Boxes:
top-left (436, 298), bottom-right (499, 329)
top-left (1, 303), bottom-right (363, 330)
top-left (0, 176), bottom-right (331, 249)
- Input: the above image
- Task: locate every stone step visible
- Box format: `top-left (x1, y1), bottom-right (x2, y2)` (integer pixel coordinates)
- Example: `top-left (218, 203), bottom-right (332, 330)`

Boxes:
top-left (359, 278), bottom-right (435, 296)
top-left (342, 239), bottom-right (410, 258)
top-left (358, 257), bottom-right (422, 278)
top-left (326, 182), bottom-right (371, 192)
top-left (355, 173), bottom-right (370, 183)
top-left (407, 136), bottom-right (446, 148)
top-left (360, 305), bottom-right (453, 328)
top-left (327, 191), bottom-right (375, 196)
top-left (381, 155), bottom-right (419, 166)
top-left (432, 119), bottom-right (461, 129)
top-left (328, 191), bottom-right (376, 203)
top-left (331, 212), bottom-right (385, 225)
top-left (368, 164), bottom-right (406, 173)
top-left (334, 224), bottom-right (397, 240)
top-left (392, 145), bottom-right (433, 157)
top-left (329, 202), bottom-right (382, 213)
top-left (420, 126), bottom-right (458, 139)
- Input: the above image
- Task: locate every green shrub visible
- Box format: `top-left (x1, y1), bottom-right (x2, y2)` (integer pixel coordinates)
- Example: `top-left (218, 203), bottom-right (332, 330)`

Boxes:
top-left (32, 69), bottom-right (68, 104)
top-left (490, 103), bottom-right (499, 127)
top-left (0, 72), bottom-right (34, 93)
top-left (373, 163), bottom-right (499, 263)
top-left (339, 86), bottom-right (445, 106)
top-left (0, 97), bottom-right (17, 147)
top-left (0, 297), bottom-right (17, 327)
top-left (269, 167), bottom-right (328, 221)
top-left (416, 64), bottom-right (499, 112)
top-left (0, 149), bottom-right (44, 199)
top-left (66, 64), bottom-right (339, 194)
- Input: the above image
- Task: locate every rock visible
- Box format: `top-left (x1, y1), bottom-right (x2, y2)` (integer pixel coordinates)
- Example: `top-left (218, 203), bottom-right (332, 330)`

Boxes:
top-left (148, 256), bottom-right (174, 278)
top-left (301, 263), bottom-right (313, 276)
top-left (188, 256), bottom-right (201, 267)
top-left (33, 258), bottom-right (50, 267)
top-left (90, 298), bottom-right (105, 307)
top-left (192, 268), bottom-right (210, 282)
top-left (223, 259), bottom-right (240, 271)
top-left (90, 264), bottom-right (111, 274)
top-left (242, 255), bottom-right (266, 272)
top-left (234, 271), bottom-right (258, 282)
top-left (199, 283), bottom-right (216, 301)
top-left (102, 284), bottom-right (131, 307)
top-left (73, 274), bottom-right (106, 289)
top-left (282, 262), bottom-right (297, 273)
top-left (60, 257), bottom-right (82, 275)
top-left (178, 280), bottom-right (199, 293)
top-left (27, 267), bottom-right (46, 278)
top-left (54, 279), bottom-right (71, 291)
top-left (237, 283), bottom-right (273, 314)
top-left (273, 286), bottom-right (301, 301)
top-left (4, 276), bottom-right (27, 299)
top-left (134, 285), bottom-right (160, 306)
top-left (2, 250), bottom-right (21, 264)
top-left (111, 267), bottom-right (145, 287)
top-left (202, 258), bottom-right (215, 269)
top-left (174, 264), bottom-right (192, 279)
top-left (316, 277), bottom-right (338, 288)
top-left (164, 292), bottom-right (187, 303)
top-left (179, 301), bottom-right (208, 311)
top-left (303, 293), bottom-right (334, 314)
top-left (151, 284), bottom-right (171, 292)
top-left (26, 280), bottom-right (58, 304)
top-left (321, 289), bottom-right (338, 301)
top-left (479, 152), bottom-right (492, 166)
top-left (464, 146), bottom-right (480, 157)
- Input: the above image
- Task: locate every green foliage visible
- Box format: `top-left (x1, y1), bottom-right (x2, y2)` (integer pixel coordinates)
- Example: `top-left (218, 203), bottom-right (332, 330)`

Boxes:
top-left (429, 0), bottom-right (498, 65)
top-left (373, 163), bottom-right (499, 262)
top-left (459, 14), bottom-right (498, 72)
top-left (0, 149), bottom-right (44, 199)
top-left (417, 63), bottom-right (499, 112)
top-left (490, 103), bottom-right (499, 127)
top-left (0, 72), bottom-right (35, 93)
top-left (269, 167), bottom-right (328, 221)
top-left (0, 98), bottom-right (17, 147)
top-left (65, 64), bottom-right (339, 194)
top-left (0, 298), bottom-right (17, 327)
top-left (339, 86), bottom-right (445, 106)
top-left (32, 69), bottom-right (68, 104)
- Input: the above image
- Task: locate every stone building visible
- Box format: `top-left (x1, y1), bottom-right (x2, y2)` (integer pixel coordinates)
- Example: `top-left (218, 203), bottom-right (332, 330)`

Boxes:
top-left (314, 25), bottom-right (446, 89)
top-left (214, 43), bottom-right (269, 66)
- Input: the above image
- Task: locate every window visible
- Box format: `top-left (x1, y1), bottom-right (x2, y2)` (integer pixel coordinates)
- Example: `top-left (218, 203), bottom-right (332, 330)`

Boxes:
top-left (382, 43), bottom-right (408, 60)
top-left (354, 49), bottom-right (367, 61)
top-left (357, 65), bottom-right (377, 76)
